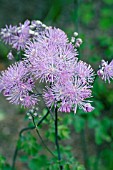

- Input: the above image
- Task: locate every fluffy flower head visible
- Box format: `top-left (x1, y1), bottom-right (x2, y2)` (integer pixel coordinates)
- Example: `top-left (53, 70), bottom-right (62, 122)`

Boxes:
top-left (25, 27), bottom-right (78, 83)
top-left (43, 77), bottom-right (94, 113)
top-left (97, 60), bottom-right (113, 83)
top-left (0, 61), bottom-right (37, 107)
top-left (75, 60), bottom-right (94, 84)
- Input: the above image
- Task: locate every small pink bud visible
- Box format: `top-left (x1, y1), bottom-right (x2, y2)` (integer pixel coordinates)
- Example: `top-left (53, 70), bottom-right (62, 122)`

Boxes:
top-left (84, 103), bottom-right (94, 112)
top-left (101, 60), bottom-right (108, 67)
top-left (97, 69), bottom-right (103, 77)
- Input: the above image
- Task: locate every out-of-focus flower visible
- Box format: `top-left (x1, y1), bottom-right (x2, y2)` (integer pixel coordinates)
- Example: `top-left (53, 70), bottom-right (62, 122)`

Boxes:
top-left (0, 61), bottom-right (37, 107)
top-left (19, 20), bottom-right (30, 35)
top-left (97, 60), bottom-right (113, 83)
top-left (0, 25), bottom-right (17, 44)
top-left (0, 20), bottom-right (30, 51)
top-left (11, 20), bottom-right (30, 50)
top-left (11, 32), bottom-right (30, 51)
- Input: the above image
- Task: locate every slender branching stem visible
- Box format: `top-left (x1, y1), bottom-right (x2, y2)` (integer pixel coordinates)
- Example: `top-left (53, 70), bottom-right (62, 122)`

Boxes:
top-left (12, 144), bottom-right (19, 170)
top-left (11, 110), bottom-right (49, 170)
top-left (74, 0), bottom-right (79, 32)
top-left (55, 107), bottom-right (63, 170)
top-left (12, 126), bottom-right (35, 170)
top-left (36, 109), bottom-right (49, 126)
top-left (32, 114), bottom-right (56, 157)
top-left (19, 126), bottom-right (35, 137)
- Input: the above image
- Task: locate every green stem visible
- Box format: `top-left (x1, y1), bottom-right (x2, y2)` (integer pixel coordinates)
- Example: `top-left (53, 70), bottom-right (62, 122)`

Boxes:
top-left (32, 115), bottom-right (56, 157)
top-left (12, 126), bottom-right (35, 170)
top-left (11, 110), bottom-right (49, 170)
top-left (74, 0), bottom-right (79, 32)
top-left (55, 107), bottom-right (63, 170)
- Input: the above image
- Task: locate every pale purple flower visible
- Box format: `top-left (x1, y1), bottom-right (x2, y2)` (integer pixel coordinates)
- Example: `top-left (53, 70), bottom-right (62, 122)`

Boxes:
top-left (59, 102), bottom-right (71, 113)
top-left (35, 27), bottom-right (68, 46)
top-left (43, 87), bottom-right (55, 107)
top-left (26, 40), bottom-right (77, 83)
top-left (12, 33), bottom-right (30, 51)
top-left (0, 20), bottom-right (96, 114)
top-left (0, 20), bottom-right (30, 51)
top-left (24, 40), bottom-right (39, 59)
top-left (0, 25), bottom-right (17, 44)
top-left (0, 76), bottom-right (4, 93)
top-left (97, 60), bottom-right (113, 83)
top-left (11, 20), bottom-right (30, 51)
top-left (0, 61), bottom-right (37, 107)
top-left (75, 60), bottom-right (94, 84)
top-left (20, 94), bottom-right (38, 107)
top-left (25, 28), bottom-right (76, 83)
top-left (44, 78), bottom-right (93, 113)
top-left (19, 20), bottom-right (30, 35)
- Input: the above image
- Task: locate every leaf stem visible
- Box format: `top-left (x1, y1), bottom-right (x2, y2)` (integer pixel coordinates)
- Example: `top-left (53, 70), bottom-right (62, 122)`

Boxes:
top-left (11, 110), bottom-right (49, 170)
top-left (32, 114), bottom-right (56, 157)
top-left (55, 107), bottom-right (63, 170)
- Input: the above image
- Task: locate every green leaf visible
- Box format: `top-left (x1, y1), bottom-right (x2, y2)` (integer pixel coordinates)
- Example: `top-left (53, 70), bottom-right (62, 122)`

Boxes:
top-left (28, 156), bottom-right (47, 170)
top-left (103, 0), bottom-right (113, 5)
top-left (58, 125), bottom-right (70, 139)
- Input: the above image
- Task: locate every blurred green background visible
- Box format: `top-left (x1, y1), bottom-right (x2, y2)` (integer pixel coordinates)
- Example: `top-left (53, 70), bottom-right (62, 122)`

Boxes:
top-left (0, 0), bottom-right (113, 170)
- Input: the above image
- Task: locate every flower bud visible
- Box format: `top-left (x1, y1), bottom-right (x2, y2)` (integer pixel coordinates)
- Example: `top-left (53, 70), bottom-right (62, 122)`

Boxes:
top-left (28, 115), bottom-right (32, 120)
top-left (7, 51), bottom-right (14, 60)
top-left (84, 103), bottom-right (94, 112)
top-left (97, 69), bottom-right (103, 77)
top-left (73, 32), bottom-right (78, 37)
top-left (71, 37), bottom-right (75, 43)
top-left (34, 112), bottom-right (38, 116)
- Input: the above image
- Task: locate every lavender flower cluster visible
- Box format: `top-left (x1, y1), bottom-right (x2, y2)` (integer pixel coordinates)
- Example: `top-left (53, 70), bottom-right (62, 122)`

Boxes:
top-left (97, 60), bottom-right (113, 83)
top-left (0, 20), bottom-right (46, 51)
top-left (0, 20), bottom-right (113, 113)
